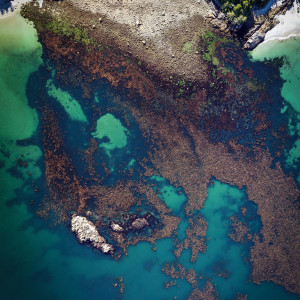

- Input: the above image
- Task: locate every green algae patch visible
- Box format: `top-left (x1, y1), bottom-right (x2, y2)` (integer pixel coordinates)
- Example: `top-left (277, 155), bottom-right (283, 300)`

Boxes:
top-left (92, 113), bottom-right (129, 154)
top-left (21, 2), bottom-right (102, 51)
top-left (46, 80), bottom-right (88, 123)
top-left (199, 30), bottom-right (229, 63)
top-left (45, 17), bottom-right (101, 50)
top-left (183, 41), bottom-right (196, 54)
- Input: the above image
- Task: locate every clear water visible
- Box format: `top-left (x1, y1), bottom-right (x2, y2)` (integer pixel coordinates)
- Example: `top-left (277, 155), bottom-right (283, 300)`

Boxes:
top-left (179, 180), bottom-right (296, 300)
top-left (92, 113), bottom-right (129, 152)
top-left (47, 79), bottom-right (88, 123)
top-left (251, 36), bottom-right (300, 173)
top-left (150, 175), bottom-right (187, 211)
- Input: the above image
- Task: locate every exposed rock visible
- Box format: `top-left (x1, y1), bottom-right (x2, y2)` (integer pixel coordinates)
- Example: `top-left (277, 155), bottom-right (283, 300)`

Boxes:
top-left (210, 18), bottom-right (227, 31)
top-left (243, 0), bottom-right (293, 49)
top-left (132, 217), bottom-right (149, 230)
top-left (111, 222), bottom-right (124, 232)
top-left (206, 9), bottom-right (218, 19)
top-left (71, 214), bottom-right (114, 253)
top-left (244, 31), bottom-right (265, 50)
top-left (100, 243), bottom-right (114, 253)
top-left (218, 12), bottom-right (225, 20)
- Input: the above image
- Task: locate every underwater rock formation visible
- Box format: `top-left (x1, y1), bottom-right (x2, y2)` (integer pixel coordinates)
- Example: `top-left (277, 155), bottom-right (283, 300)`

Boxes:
top-left (131, 218), bottom-right (149, 230)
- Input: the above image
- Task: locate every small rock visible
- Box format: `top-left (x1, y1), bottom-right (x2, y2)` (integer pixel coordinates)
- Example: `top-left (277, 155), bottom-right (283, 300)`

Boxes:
top-left (100, 243), bottom-right (114, 254)
top-left (92, 24), bottom-right (96, 29)
top-left (218, 12), bottom-right (225, 20)
top-left (206, 10), bottom-right (217, 18)
top-left (111, 222), bottom-right (124, 232)
top-left (142, 40), bottom-right (146, 45)
top-left (99, 18), bottom-right (102, 23)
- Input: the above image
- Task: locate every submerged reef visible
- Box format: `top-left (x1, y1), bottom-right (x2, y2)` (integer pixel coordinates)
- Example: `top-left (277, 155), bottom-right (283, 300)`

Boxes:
top-left (21, 0), bottom-right (300, 297)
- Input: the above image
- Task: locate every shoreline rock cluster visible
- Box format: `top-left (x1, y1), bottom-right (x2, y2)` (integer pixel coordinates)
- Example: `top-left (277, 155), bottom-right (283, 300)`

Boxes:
top-left (243, 0), bottom-right (293, 49)
top-left (71, 214), bottom-right (114, 254)
top-left (207, 0), bottom-right (293, 50)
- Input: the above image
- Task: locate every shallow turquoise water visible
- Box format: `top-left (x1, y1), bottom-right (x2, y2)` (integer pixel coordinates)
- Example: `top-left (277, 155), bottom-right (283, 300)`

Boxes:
top-left (92, 113), bottom-right (129, 154)
top-left (47, 78), bottom-right (88, 123)
top-left (150, 175), bottom-right (187, 211)
top-left (251, 36), bottom-right (300, 173)
top-left (0, 11), bottom-right (299, 300)
top-left (179, 180), bottom-right (296, 299)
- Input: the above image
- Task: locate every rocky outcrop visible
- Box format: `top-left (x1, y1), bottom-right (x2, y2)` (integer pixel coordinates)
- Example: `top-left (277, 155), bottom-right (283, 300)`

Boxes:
top-left (71, 214), bottom-right (114, 253)
top-left (131, 217), bottom-right (149, 230)
top-left (243, 0), bottom-right (293, 49)
top-left (208, 0), bottom-right (293, 50)
top-left (207, 10), bottom-right (230, 33)
top-left (244, 31), bottom-right (265, 49)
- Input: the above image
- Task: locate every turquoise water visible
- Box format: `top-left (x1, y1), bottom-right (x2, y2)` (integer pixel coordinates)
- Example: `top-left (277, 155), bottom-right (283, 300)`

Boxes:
top-left (179, 180), bottom-right (295, 299)
top-left (251, 36), bottom-right (300, 173)
top-left (47, 79), bottom-right (88, 123)
top-left (0, 10), bottom-right (299, 300)
top-left (92, 113), bottom-right (129, 157)
top-left (150, 175), bottom-right (187, 211)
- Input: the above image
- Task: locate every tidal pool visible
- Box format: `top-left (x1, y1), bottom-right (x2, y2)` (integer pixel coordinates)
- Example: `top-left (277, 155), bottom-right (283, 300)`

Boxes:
top-left (92, 113), bottom-right (129, 156)
top-left (46, 79), bottom-right (88, 123)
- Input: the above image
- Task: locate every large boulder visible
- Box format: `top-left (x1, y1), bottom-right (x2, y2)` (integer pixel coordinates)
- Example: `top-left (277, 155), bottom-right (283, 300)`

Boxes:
top-left (71, 214), bottom-right (114, 253)
top-left (244, 32), bottom-right (265, 50)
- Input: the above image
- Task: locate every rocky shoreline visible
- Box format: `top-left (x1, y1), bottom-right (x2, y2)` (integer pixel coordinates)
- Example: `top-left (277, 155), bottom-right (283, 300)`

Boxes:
top-left (207, 0), bottom-right (294, 49)
top-left (243, 0), bottom-right (293, 49)
top-left (17, 0), bottom-right (294, 89)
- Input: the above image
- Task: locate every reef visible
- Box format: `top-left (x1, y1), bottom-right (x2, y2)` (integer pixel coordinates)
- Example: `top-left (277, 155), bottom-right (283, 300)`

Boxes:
top-left (21, 0), bottom-right (300, 296)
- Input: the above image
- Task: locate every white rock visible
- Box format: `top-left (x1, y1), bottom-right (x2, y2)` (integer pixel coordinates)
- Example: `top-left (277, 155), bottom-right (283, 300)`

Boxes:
top-left (111, 222), bottom-right (124, 232)
top-left (100, 243), bottom-right (114, 253)
top-left (71, 215), bottom-right (113, 254)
